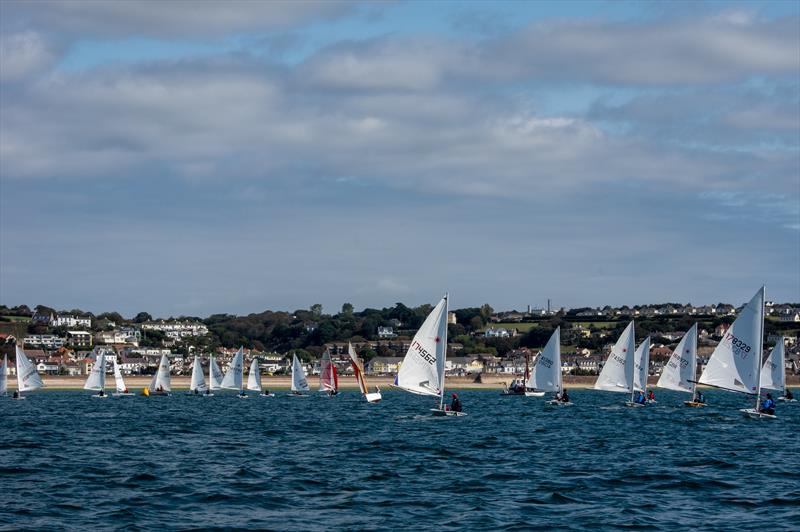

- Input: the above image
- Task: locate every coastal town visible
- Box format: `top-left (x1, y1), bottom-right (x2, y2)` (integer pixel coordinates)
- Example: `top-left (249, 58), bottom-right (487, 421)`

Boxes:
top-left (1, 300), bottom-right (798, 384)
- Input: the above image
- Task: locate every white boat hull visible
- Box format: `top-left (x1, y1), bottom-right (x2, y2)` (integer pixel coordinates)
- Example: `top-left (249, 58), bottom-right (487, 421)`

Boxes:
top-left (740, 408), bottom-right (777, 419)
top-left (430, 408), bottom-right (467, 417)
top-left (260, 393), bottom-right (275, 397)
top-left (546, 400), bottom-right (574, 407)
top-left (365, 392), bottom-right (382, 403)
top-left (112, 392), bottom-right (135, 397)
top-left (91, 394), bottom-right (108, 399)
top-left (624, 401), bottom-right (646, 408)
top-left (524, 391), bottom-right (545, 397)
top-left (287, 393), bottom-right (309, 397)
top-left (778, 397), bottom-right (796, 402)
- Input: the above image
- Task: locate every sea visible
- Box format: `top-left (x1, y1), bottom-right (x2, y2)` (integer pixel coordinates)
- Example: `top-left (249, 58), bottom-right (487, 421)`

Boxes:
top-left (1, 389), bottom-right (798, 531)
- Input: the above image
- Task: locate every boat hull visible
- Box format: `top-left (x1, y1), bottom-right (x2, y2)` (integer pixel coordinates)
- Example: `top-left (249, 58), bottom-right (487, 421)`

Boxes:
top-left (260, 393), bottom-right (275, 397)
top-left (524, 391), bottom-right (545, 397)
top-left (91, 394), bottom-right (108, 399)
top-left (113, 392), bottom-right (135, 397)
top-left (624, 401), bottom-right (646, 408)
top-left (546, 400), bottom-right (574, 407)
top-left (430, 408), bottom-right (467, 417)
top-left (365, 392), bottom-right (382, 403)
top-left (740, 408), bottom-right (777, 419)
top-left (778, 397), bottom-right (796, 402)
top-left (683, 401), bottom-right (708, 408)
top-left (287, 393), bottom-right (310, 397)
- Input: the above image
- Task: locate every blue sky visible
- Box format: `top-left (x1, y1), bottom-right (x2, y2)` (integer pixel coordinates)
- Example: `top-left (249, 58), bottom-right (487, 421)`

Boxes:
top-left (1, 0), bottom-right (798, 317)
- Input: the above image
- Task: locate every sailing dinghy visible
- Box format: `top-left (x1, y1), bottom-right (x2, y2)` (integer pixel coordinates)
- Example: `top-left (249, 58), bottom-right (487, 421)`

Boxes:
top-left (348, 341), bottom-right (381, 403)
top-left (761, 337), bottom-right (794, 402)
top-left (247, 358), bottom-right (273, 396)
top-left (289, 353), bottom-right (310, 396)
top-left (699, 287), bottom-right (774, 419)
top-left (207, 353), bottom-right (224, 396)
top-left (112, 358), bottom-right (134, 396)
top-left (527, 328), bottom-right (572, 406)
top-left (221, 347), bottom-right (247, 398)
top-left (656, 324), bottom-right (705, 406)
top-left (188, 355), bottom-right (208, 396)
top-left (594, 321), bottom-right (638, 406)
top-left (14, 345), bottom-right (44, 399)
top-left (319, 349), bottom-right (339, 396)
top-left (630, 336), bottom-right (652, 405)
top-left (0, 354), bottom-right (7, 396)
top-left (84, 353), bottom-right (108, 398)
top-left (146, 353), bottom-right (172, 396)
top-left (395, 295), bottom-right (465, 416)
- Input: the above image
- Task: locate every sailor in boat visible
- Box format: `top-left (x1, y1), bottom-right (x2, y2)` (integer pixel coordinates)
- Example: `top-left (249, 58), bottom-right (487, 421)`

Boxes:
top-left (560, 389), bottom-right (570, 403)
top-left (98, 390), bottom-right (106, 397)
top-left (12, 390), bottom-right (19, 399)
top-left (634, 391), bottom-right (647, 405)
top-left (647, 390), bottom-right (655, 402)
top-left (693, 391), bottom-right (706, 404)
top-left (450, 393), bottom-right (462, 413)
top-left (783, 389), bottom-right (794, 400)
top-left (204, 388), bottom-right (211, 396)
top-left (760, 393), bottom-right (776, 416)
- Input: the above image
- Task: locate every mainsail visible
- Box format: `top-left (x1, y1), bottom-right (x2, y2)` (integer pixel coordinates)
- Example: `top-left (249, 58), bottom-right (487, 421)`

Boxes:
top-left (632, 337), bottom-right (651, 392)
top-left (247, 358), bottom-right (262, 392)
top-left (16, 345), bottom-right (44, 392)
top-left (84, 353), bottom-right (106, 391)
top-left (113, 358), bottom-right (128, 393)
top-left (594, 321), bottom-right (635, 393)
top-left (152, 353), bottom-right (171, 392)
top-left (0, 354), bottom-right (7, 395)
top-left (760, 338), bottom-right (785, 392)
top-left (348, 342), bottom-right (369, 395)
top-left (319, 350), bottom-right (338, 392)
top-left (209, 354), bottom-right (224, 390)
top-left (656, 324), bottom-right (698, 393)
top-left (221, 347), bottom-right (244, 391)
top-left (699, 287), bottom-right (764, 394)
top-left (526, 327), bottom-right (561, 392)
top-left (396, 295), bottom-right (448, 399)
top-left (291, 353), bottom-right (310, 392)
top-left (190, 355), bottom-right (207, 392)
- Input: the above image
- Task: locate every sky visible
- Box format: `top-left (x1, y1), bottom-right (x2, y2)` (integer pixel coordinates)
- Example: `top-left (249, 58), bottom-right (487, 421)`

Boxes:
top-left (1, 0), bottom-right (798, 318)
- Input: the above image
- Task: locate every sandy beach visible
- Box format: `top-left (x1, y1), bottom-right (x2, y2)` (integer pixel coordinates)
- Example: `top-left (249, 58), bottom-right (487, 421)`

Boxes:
top-left (12, 374), bottom-right (800, 390)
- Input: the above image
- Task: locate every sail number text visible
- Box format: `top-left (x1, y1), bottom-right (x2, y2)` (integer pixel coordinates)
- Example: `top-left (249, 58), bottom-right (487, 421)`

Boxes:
top-left (412, 340), bottom-right (437, 366)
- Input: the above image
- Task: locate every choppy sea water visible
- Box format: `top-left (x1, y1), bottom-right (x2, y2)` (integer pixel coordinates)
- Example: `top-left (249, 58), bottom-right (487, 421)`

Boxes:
top-left (1, 389), bottom-right (798, 531)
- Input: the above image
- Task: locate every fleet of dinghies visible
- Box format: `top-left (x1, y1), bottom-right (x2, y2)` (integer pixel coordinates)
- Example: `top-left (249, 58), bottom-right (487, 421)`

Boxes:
top-left (2, 288), bottom-right (795, 419)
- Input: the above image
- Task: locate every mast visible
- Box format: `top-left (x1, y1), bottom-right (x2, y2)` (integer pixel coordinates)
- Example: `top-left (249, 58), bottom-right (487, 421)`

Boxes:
top-left (691, 325), bottom-right (698, 399)
top-left (754, 286), bottom-right (765, 411)
top-left (439, 293), bottom-right (449, 410)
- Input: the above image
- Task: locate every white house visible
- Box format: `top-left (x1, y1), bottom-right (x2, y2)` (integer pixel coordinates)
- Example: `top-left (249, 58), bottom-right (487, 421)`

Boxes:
top-left (51, 314), bottom-right (92, 328)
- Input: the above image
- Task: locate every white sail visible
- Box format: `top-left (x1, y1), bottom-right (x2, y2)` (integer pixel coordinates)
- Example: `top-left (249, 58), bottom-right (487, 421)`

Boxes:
top-left (113, 358), bottom-right (128, 393)
top-left (291, 353), bottom-right (310, 392)
top-left (632, 337), bottom-right (651, 392)
top-left (16, 345), bottom-right (44, 392)
top-left (699, 287), bottom-right (764, 394)
top-left (84, 353), bottom-right (106, 391)
top-left (153, 353), bottom-right (171, 392)
top-left (148, 370), bottom-right (158, 392)
top-left (190, 356), bottom-right (207, 392)
top-left (209, 354), bottom-right (224, 390)
top-left (0, 354), bottom-right (7, 395)
top-left (594, 321), bottom-right (635, 393)
top-left (760, 338), bottom-right (785, 392)
top-left (396, 295), bottom-right (448, 398)
top-left (221, 347), bottom-right (244, 390)
top-left (656, 324), bottom-right (697, 393)
top-left (247, 358), bottom-right (262, 391)
top-left (526, 327), bottom-right (561, 392)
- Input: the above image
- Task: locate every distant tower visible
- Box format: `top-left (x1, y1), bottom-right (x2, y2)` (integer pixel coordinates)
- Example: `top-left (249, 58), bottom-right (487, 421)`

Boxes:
top-left (527, 304), bottom-right (531, 314)
top-left (547, 299), bottom-right (551, 313)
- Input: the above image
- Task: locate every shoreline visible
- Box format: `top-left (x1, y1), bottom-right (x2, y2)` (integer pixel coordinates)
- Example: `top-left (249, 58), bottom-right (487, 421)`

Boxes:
top-left (7, 374), bottom-right (799, 391)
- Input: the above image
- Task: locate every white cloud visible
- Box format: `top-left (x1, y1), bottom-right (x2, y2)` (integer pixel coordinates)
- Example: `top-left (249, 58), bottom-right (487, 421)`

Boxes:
top-left (0, 31), bottom-right (59, 81)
